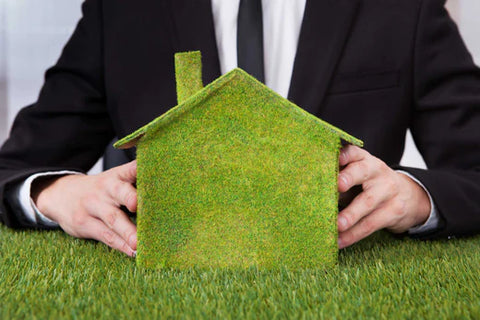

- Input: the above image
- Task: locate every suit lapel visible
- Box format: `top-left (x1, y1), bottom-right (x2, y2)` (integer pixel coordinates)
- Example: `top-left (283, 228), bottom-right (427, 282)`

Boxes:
top-left (288, 0), bottom-right (360, 115)
top-left (168, 0), bottom-right (221, 85)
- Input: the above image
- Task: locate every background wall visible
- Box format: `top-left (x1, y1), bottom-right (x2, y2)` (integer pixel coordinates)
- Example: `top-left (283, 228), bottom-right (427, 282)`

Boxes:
top-left (0, 0), bottom-right (478, 170)
top-left (0, 0), bottom-right (7, 142)
top-left (0, 0), bottom-right (83, 143)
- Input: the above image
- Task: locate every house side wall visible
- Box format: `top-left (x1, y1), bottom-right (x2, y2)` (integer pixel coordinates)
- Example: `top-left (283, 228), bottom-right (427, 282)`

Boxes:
top-left (134, 139), bottom-right (149, 267)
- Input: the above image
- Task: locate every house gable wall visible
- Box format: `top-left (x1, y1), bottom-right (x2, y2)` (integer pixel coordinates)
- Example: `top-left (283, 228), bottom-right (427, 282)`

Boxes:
top-left (136, 74), bottom-right (341, 269)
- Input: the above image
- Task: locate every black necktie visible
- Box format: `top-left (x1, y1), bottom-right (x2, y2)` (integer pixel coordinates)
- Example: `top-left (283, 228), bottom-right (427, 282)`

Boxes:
top-left (237, 0), bottom-right (265, 83)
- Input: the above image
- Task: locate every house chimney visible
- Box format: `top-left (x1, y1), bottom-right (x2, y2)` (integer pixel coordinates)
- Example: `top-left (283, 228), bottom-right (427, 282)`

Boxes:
top-left (175, 51), bottom-right (204, 104)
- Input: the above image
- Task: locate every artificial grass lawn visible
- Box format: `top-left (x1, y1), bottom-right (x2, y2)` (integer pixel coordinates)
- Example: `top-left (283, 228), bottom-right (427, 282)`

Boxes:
top-left (2, 224), bottom-right (480, 319)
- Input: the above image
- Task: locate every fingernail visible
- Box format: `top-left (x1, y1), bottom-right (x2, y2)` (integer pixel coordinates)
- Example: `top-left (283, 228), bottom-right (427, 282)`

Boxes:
top-left (338, 238), bottom-right (344, 249)
top-left (338, 216), bottom-right (348, 230)
top-left (339, 174), bottom-right (348, 186)
top-left (132, 250), bottom-right (137, 258)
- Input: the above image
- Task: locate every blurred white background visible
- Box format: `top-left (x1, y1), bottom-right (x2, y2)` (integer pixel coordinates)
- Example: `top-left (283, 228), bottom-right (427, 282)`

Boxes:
top-left (0, 0), bottom-right (478, 170)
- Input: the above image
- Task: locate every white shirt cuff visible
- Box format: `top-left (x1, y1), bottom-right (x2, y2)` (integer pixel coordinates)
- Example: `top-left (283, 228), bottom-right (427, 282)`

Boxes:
top-left (396, 170), bottom-right (440, 234)
top-left (16, 171), bottom-right (83, 227)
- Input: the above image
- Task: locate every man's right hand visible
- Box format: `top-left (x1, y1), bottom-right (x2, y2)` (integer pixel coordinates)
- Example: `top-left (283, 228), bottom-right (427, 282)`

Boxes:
top-left (32, 160), bottom-right (138, 257)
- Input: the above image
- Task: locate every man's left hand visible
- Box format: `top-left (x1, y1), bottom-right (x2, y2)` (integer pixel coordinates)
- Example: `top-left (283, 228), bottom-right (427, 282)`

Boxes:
top-left (337, 145), bottom-right (431, 249)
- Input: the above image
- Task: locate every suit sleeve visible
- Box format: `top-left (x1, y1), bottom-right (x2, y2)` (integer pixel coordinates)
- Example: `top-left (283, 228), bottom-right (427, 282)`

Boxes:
top-left (398, 0), bottom-right (480, 238)
top-left (0, 0), bottom-right (114, 228)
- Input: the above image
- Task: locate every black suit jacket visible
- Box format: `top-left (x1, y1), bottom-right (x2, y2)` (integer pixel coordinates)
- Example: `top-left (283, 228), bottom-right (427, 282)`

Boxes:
top-left (1, 0), bottom-right (479, 238)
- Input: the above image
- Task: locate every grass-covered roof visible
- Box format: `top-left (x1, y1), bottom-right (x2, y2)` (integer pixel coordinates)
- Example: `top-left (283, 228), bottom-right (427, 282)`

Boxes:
top-left (115, 62), bottom-right (363, 150)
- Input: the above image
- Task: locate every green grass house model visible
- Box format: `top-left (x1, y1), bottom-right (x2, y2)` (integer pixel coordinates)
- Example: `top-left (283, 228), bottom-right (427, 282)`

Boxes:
top-left (115, 51), bottom-right (363, 270)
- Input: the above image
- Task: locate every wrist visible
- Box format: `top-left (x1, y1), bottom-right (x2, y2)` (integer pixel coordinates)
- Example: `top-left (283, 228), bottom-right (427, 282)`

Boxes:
top-left (32, 174), bottom-right (78, 220)
top-left (397, 172), bottom-right (431, 226)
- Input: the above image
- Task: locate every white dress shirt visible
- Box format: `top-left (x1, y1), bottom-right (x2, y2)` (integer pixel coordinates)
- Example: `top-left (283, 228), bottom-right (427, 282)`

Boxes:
top-left (212, 0), bottom-right (307, 98)
top-left (15, 0), bottom-right (439, 233)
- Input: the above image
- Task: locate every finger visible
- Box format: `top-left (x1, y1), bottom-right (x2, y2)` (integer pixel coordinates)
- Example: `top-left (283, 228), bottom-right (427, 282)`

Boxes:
top-left (115, 160), bottom-right (137, 184)
top-left (87, 204), bottom-right (138, 250)
top-left (338, 160), bottom-right (372, 193)
top-left (339, 145), bottom-right (367, 167)
top-left (337, 185), bottom-right (391, 232)
top-left (85, 218), bottom-right (136, 257)
top-left (338, 157), bottom-right (385, 193)
top-left (338, 207), bottom-right (391, 249)
top-left (109, 181), bottom-right (137, 212)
